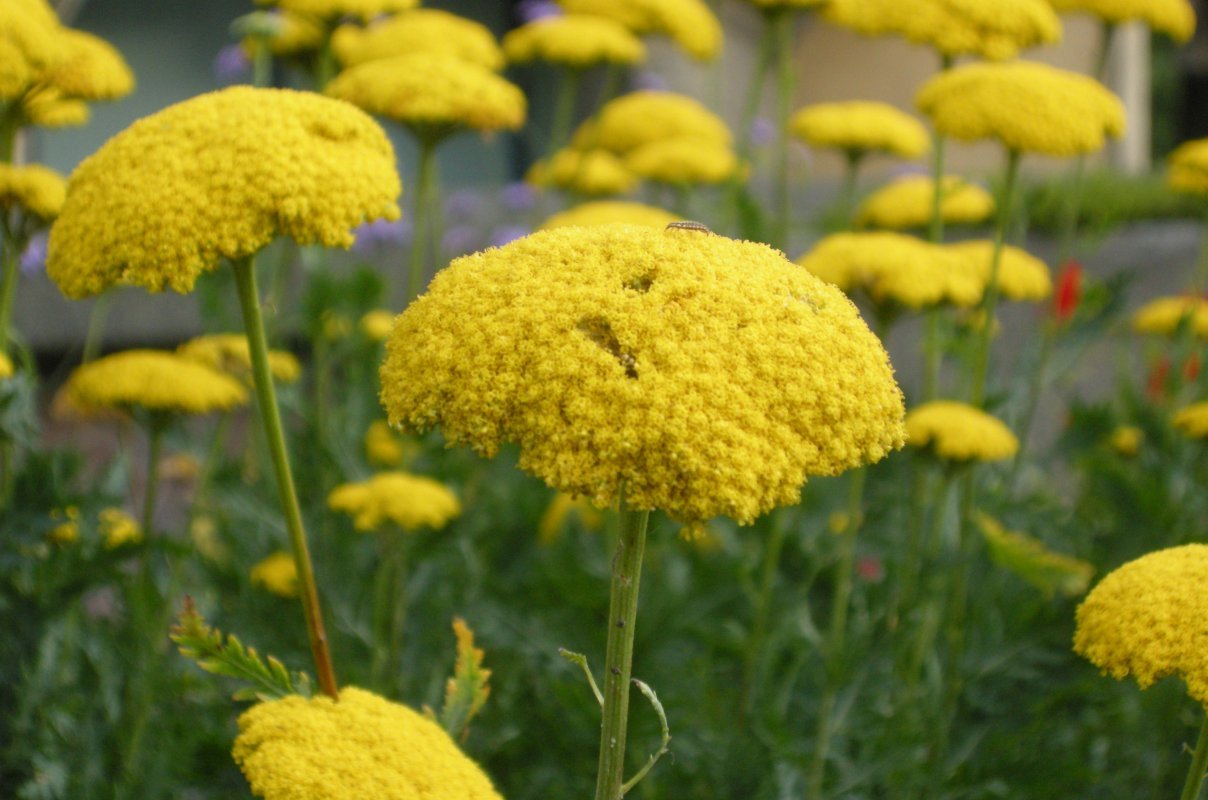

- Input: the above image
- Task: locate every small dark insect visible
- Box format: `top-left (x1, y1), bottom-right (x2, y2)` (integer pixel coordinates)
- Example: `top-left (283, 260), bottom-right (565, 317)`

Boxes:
top-left (611, 667), bottom-right (622, 675)
top-left (665, 221), bottom-right (712, 234)
top-left (616, 620), bottom-right (625, 628)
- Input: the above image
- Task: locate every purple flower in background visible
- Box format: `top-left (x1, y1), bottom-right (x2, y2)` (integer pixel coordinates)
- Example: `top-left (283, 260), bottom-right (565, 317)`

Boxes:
top-left (352, 217), bottom-right (412, 254)
top-left (499, 181), bottom-right (539, 212)
top-left (633, 70), bottom-right (668, 92)
top-left (213, 44), bottom-right (251, 86)
top-left (20, 233), bottom-right (46, 276)
top-left (487, 224), bottom-right (531, 248)
top-left (517, 0), bottom-right (562, 23)
top-left (442, 225), bottom-right (481, 257)
top-left (749, 117), bottom-right (776, 148)
top-left (445, 189), bottom-right (485, 221)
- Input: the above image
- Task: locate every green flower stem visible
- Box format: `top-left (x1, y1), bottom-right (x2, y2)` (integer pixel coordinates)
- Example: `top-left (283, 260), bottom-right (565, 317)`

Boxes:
top-left (736, 25), bottom-right (775, 161)
top-left (81, 292), bottom-right (113, 364)
top-left (548, 68), bottom-right (583, 160)
top-left (1006, 322), bottom-right (1056, 491)
top-left (740, 507), bottom-right (789, 718)
top-left (902, 468), bottom-right (955, 685)
top-left (969, 149), bottom-right (1022, 408)
top-left (808, 465), bottom-right (868, 798)
top-left (232, 253), bottom-right (339, 700)
top-left (1196, 208), bottom-right (1208, 293)
top-left (140, 418), bottom-right (165, 537)
top-left (1179, 712), bottom-right (1208, 800)
top-left (771, 9), bottom-right (795, 252)
top-left (0, 226), bottom-right (20, 357)
top-left (188, 412), bottom-right (231, 530)
top-left (921, 54), bottom-right (954, 402)
top-left (252, 42), bottom-right (272, 88)
top-left (371, 529), bottom-right (410, 696)
top-left (837, 151), bottom-right (863, 229)
top-left (313, 32), bottom-right (337, 91)
top-left (888, 465), bottom-right (929, 631)
top-left (407, 136), bottom-right (439, 304)
top-left (593, 496), bottom-right (651, 800)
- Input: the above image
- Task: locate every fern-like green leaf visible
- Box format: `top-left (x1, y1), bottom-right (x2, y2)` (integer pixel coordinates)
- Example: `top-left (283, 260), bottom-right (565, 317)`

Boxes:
top-left (434, 617), bottom-right (492, 740)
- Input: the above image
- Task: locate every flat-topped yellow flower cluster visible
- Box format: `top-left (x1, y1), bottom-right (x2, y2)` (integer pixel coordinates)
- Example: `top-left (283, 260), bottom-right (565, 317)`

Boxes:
top-left (503, 14), bottom-right (646, 68)
top-left (328, 472), bottom-right (461, 532)
top-left (905, 400), bottom-right (1019, 462)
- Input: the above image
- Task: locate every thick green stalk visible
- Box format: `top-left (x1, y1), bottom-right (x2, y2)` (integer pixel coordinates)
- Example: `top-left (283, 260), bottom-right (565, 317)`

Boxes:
top-left (593, 498), bottom-right (651, 800)
top-left (232, 254), bottom-right (339, 699)
top-left (771, 10), bottom-right (795, 252)
top-left (969, 149), bottom-right (1022, 408)
top-left (0, 227), bottom-right (19, 357)
top-left (81, 292), bottom-right (113, 364)
top-left (837, 151), bottom-right (863, 229)
top-left (1180, 713), bottom-right (1208, 800)
top-left (371, 530), bottom-right (409, 696)
top-left (548, 68), bottom-right (582, 159)
top-left (407, 137), bottom-right (438, 304)
top-left (740, 507), bottom-right (789, 718)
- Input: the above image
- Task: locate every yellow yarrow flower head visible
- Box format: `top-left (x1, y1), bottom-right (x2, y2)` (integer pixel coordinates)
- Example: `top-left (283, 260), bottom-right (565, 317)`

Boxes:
top-left (540, 201), bottom-right (679, 230)
top-left (98, 507), bottom-right (142, 549)
top-left (624, 137), bottom-right (739, 186)
top-left (1049, 0), bottom-right (1195, 42)
top-left (905, 400), bottom-right (1019, 462)
top-left (364, 419), bottom-right (413, 467)
top-left (380, 224), bottom-right (906, 525)
top-left (0, 0), bottom-right (65, 99)
top-left (0, 162), bottom-right (65, 223)
top-left (1074, 544), bottom-right (1208, 704)
top-left (233, 686), bottom-right (502, 800)
top-left (1109, 425), bottom-right (1144, 456)
top-left (331, 9), bottom-right (504, 71)
top-left (244, 11), bottom-right (325, 59)
top-left (917, 61), bottom-right (1126, 157)
top-left (178, 333), bottom-right (301, 385)
top-left (789, 101), bottom-right (929, 159)
top-left (1167, 138), bottom-right (1208, 195)
top-left (328, 471), bottom-right (461, 532)
top-left (0, 351), bottom-right (13, 380)
top-left (977, 514), bottom-right (1093, 598)
top-left (557, 0), bottom-right (722, 60)
top-left (538, 492), bottom-right (605, 544)
top-left (945, 240), bottom-right (1052, 302)
top-left (583, 90), bottom-right (733, 154)
top-left (20, 90), bottom-right (88, 127)
top-left (66, 350), bottom-right (248, 416)
top-left (744, 0), bottom-right (827, 9)
top-left (1173, 402), bottom-right (1208, 440)
top-left (824, 0), bottom-right (1061, 60)
top-left (326, 53), bottom-right (526, 135)
top-left (856, 174), bottom-right (995, 231)
top-left (1131, 295), bottom-right (1208, 339)
top-left (795, 232), bottom-right (983, 309)
top-left (255, 0), bottom-right (418, 22)
top-left (527, 148), bottom-right (638, 196)
top-left (47, 87), bottom-right (401, 299)
top-left (38, 28), bottom-right (134, 102)
top-left (359, 308), bottom-right (395, 342)
top-left (504, 14), bottom-right (646, 68)
top-left (250, 551), bottom-right (298, 598)
top-left (48, 505), bottom-right (80, 545)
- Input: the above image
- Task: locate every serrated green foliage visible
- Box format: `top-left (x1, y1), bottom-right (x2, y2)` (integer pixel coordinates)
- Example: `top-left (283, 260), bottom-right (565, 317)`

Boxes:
top-left (429, 617), bottom-right (492, 741)
top-left (170, 598), bottom-right (311, 702)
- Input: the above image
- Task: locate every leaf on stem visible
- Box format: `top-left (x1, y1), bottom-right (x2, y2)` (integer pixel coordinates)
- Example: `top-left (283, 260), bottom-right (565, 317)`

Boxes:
top-left (425, 617), bottom-right (492, 741)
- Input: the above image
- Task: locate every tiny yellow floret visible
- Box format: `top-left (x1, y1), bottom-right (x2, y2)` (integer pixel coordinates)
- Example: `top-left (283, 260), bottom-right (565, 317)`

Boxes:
top-left (328, 472), bottom-right (461, 532)
top-left (917, 61), bottom-right (1125, 157)
top-left (1173, 402), bottom-right (1208, 440)
top-left (855, 175), bottom-right (995, 231)
top-left (905, 400), bottom-right (1019, 462)
top-left (66, 350), bottom-right (248, 416)
top-left (47, 87), bottom-right (401, 299)
top-left (232, 686), bottom-right (503, 800)
top-left (380, 224), bottom-right (906, 525)
top-left (789, 101), bottom-right (928, 159)
top-left (504, 14), bottom-right (646, 68)
top-left (1074, 544), bottom-right (1208, 704)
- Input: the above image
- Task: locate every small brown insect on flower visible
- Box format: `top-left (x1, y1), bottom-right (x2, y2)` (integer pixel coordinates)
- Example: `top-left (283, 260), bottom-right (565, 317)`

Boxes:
top-left (666, 221), bottom-right (712, 234)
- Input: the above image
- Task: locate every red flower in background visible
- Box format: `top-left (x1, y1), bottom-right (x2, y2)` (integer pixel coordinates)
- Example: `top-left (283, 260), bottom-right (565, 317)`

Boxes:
top-left (1052, 259), bottom-right (1083, 324)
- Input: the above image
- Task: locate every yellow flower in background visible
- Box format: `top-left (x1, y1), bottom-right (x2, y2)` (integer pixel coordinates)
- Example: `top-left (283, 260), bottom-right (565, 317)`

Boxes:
top-left (178, 333), bottom-right (301, 385)
top-left (37, 28), bottom-right (134, 102)
top-left (255, 0), bottom-right (418, 22)
top-left (1131, 296), bottom-right (1208, 338)
top-left (527, 148), bottom-right (638, 196)
top-left (47, 505), bottom-right (80, 544)
top-left (0, 0), bottom-right (66, 100)
top-left (233, 686), bottom-right (502, 800)
top-left (504, 14), bottom-right (646, 68)
top-left (977, 514), bottom-right (1093, 598)
top-left (190, 515), bottom-right (228, 563)
top-left (905, 400), bottom-right (1019, 462)
top-left (1049, 0), bottom-right (1195, 42)
top-left (326, 53), bottom-right (526, 134)
top-left (328, 471), bottom-right (461, 532)
top-left (0, 162), bottom-right (65, 222)
top-left (917, 61), bottom-right (1125, 157)
top-left (558, 0), bottom-right (722, 60)
top-left (20, 91), bottom-right (88, 127)
top-left (98, 508), bottom-right (142, 549)
top-left (331, 9), bottom-right (504, 71)
top-left (66, 350), bottom-right (248, 416)
top-left (47, 87), bottom-right (401, 299)
top-left (246, 11), bottom-right (325, 58)
top-left (359, 309), bottom-right (394, 342)
top-left (250, 551), bottom-right (298, 598)
top-left (789, 101), bottom-right (928, 159)
top-left (795, 232), bottom-right (982, 308)
top-left (624, 137), bottom-right (739, 185)
top-left (945, 240), bottom-right (1052, 302)
top-left (364, 419), bottom-right (413, 467)
top-left (582, 90), bottom-right (732, 154)
top-left (744, 0), bottom-right (827, 8)
top-left (0, 351), bottom-right (13, 379)
top-left (824, 0), bottom-right (1061, 61)
top-left (381, 224), bottom-right (905, 525)
top-left (855, 175), bottom-right (995, 231)
top-left (1173, 402), bottom-right (1208, 439)
top-left (1167, 138), bottom-right (1208, 195)
top-left (538, 492), bottom-right (605, 544)
top-left (1109, 425), bottom-right (1143, 456)
top-left (1074, 544), bottom-right (1208, 704)
top-left (539, 200), bottom-right (679, 230)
